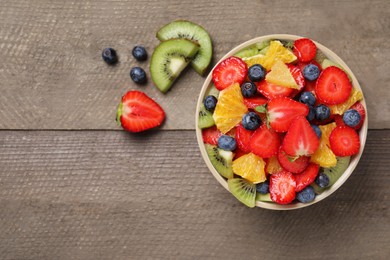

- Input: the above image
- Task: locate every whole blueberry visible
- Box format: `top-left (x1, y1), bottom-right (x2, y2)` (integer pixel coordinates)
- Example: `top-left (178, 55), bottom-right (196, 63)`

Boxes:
top-left (132, 46), bottom-right (148, 61)
top-left (242, 112), bottom-right (261, 130)
top-left (241, 82), bottom-right (257, 98)
top-left (303, 64), bottom-right (320, 81)
top-left (204, 95), bottom-right (218, 112)
top-left (311, 124), bottom-right (322, 139)
top-left (248, 64), bottom-right (266, 82)
top-left (130, 67), bottom-right (147, 84)
top-left (256, 181), bottom-right (270, 194)
top-left (315, 104), bottom-right (331, 121)
top-left (102, 48), bottom-right (118, 65)
top-left (306, 106), bottom-right (315, 121)
top-left (299, 91), bottom-right (316, 106)
top-left (217, 135), bottom-right (237, 151)
top-left (296, 186), bottom-right (316, 203)
top-left (315, 172), bottom-right (330, 188)
top-left (343, 109), bottom-right (361, 127)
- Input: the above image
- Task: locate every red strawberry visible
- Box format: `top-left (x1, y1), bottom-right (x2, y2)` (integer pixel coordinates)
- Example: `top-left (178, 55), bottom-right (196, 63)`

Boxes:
top-left (117, 91), bottom-right (165, 133)
top-left (257, 80), bottom-right (293, 99)
top-left (234, 147), bottom-right (248, 159)
top-left (202, 126), bottom-right (222, 145)
top-left (267, 97), bottom-right (309, 132)
top-left (315, 66), bottom-right (352, 105)
top-left (277, 147), bottom-right (310, 174)
top-left (287, 64), bottom-right (305, 90)
top-left (236, 124), bottom-right (253, 152)
top-left (294, 163), bottom-right (320, 192)
top-left (350, 102), bottom-right (366, 130)
top-left (329, 126), bottom-right (360, 156)
top-left (212, 56), bottom-right (248, 90)
top-left (270, 170), bottom-right (296, 204)
top-left (243, 96), bottom-right (268, 109)
top-left (250, 124), bottom-right (281, 158)
top-left (282, 116), bottom-right (320, 156)
top-left (293, 38), bottom-right (317, 63)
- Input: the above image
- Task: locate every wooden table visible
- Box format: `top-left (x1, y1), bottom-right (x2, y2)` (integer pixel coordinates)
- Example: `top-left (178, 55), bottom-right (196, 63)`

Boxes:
top-left (1, 0), bottom-right (389, 259)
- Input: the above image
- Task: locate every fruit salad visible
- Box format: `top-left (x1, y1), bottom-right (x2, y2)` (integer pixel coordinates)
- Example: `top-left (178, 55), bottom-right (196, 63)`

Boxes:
top-left (198, 37), bottom-right (366, 208)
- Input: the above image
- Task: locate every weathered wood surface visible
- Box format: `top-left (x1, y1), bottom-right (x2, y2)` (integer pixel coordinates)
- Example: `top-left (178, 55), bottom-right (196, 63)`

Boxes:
top-left (0, 130), bottom-right (388, 259)
top-left (0, 0), bottom-right (389, 130)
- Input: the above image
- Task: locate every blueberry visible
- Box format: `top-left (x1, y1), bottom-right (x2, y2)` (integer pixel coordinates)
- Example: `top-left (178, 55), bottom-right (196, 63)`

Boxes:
top-left (343, 109), bottom-right (361, 127)
top-left (102, 48), bottom-right (118, 65)
top-left (248, 64), bottom-right (266, 82)
top-left (303, 64), bottom-right (320, 81)
top-left (315, 172), bottom-right (330, 188)
top-left (130, 67), bottom-right (147, 84)
top-left (256, 181), bottom-right (270, 194)
top-left (240, 82), bottom-right (257, 97)
top-left (217, 135), bottom-right (237, 151)
top-left (132, 46), bottom-right (148, 61)
top-left (242, 112), bottom-right (261, 130)
top-left (306, 106), bottom-right (315, 121)
top-left (311, 124), bottom-right (322, 139)
top-left (296, 186), bottom-right (316, 203)
top-left (299, 91), bottom-right (316, 106)
top-left (204, 95), bottom-right (218, 112)
top-left (315, 104), bottom-right (331, 121)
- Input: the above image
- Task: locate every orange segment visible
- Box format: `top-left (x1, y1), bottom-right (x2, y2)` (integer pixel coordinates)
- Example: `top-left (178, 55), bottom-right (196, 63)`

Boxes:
top-left (265, 60), bottom-right (299, 89)
top-left (329, 88), bottom-right (363, 115)
top-left (310, 123), bottom-right (337, 167)
top-left (232, 153), bottom-right (266, 184)
top-left (265, 156), bottom-right (282, 175)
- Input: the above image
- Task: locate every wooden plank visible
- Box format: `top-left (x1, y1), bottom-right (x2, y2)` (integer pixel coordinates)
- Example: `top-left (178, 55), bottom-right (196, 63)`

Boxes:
top-left (0, 130), bottom-right (389, 259)
top-left (0, 0), bottom-right (389, 130)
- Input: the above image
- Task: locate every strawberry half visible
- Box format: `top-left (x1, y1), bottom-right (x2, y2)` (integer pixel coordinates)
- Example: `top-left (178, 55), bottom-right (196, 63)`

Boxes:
top-left (212, 56), bottom-right (248, 91)
top-left (287, 64), bottom-right (305, 91)
top-left (329, 126), bottom-right (360, 156)
top-left (315, 66), bottom-right (352, 105)
top-left (202, 126), bottom-right (222, 145)
top-left (277, 147), bottom-right (310, 174)
top-left (282, 116), bottom-right (320, 156)
top-left (243, 96), bottom-right (268, 109)
top-left (117, 91), bottom-right (165, 133)
top-left (267, 97), bottom-right (309, 132)
top-left (294, 163), bottom-right (320, 192)
top-left (250, 124), bottom-right (281, 158)
top-left (236, 124), bottom-right (253, 152)
top-left (293, 38), bottom-right (317, 63)
top-left (257, 80), bottom-right (293, 99)
top-left (270, 170), bottom-right (297, 204)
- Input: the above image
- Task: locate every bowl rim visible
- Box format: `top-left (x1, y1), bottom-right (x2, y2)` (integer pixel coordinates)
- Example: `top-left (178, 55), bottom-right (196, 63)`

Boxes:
top-left (195, 34), bottom-right (368, 210)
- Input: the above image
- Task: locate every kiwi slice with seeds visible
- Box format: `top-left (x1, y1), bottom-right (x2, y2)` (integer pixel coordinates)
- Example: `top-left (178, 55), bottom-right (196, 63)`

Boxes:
top-left (205, 144), bottom-right (233, 179)
top-left (198, 104), bottom-right (215, 129)
top-left (228, 178), bottom-right (256, 208)
top-left (235, 41), bottom-right (270, 58)
top-left (256, 192), bottom-right (272, 202)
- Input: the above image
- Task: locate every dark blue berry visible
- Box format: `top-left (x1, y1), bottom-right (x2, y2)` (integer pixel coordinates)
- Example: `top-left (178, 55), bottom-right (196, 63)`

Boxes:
top-left (311, 124), bottom-right (322, 139)
top-left (256, 181), bottom-right (270, 194)
top-left (296, 186), bottom-right (316, 203)
top-left (315, 172), bottom-right (330, 188)
top-left (242, 112), bottom-right (261, 130)
top-left (343, 109), bottom-right (361, 127)
top-left (102, 48), bottom-right (118, 65)
top-left (217, 135), bottom-right (237, 151)
top-left (248, 64), bottom-right (266, 82)
top-left (132, 46), bottom-right (148, 61)
top-left (130, 67), bottom-right (147, 84)
top-left (299, 91), bottom-right (316, 106)
top-left (315, 104), bottom-right (331, 121)
top-left (306, 106), bottom-right (315, 121)
top-left (303, 64), bottom-right (320, 81)
top-left (240, 82), bottom-right (257, 98)
top-left (204, 95), bottom-right (218, 112)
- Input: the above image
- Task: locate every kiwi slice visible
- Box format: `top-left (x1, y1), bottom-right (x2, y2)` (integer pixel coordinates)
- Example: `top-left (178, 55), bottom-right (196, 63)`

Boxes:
top-left (156, 20), bottom-right (212, 76)
top-left (235, 41), bottom-right (270, 58)
top-left (205, 144), bottom-right (233, 179)
top-left (205, 84), bottom-right (220, 98)
top-left (228, 178), bottom-right (256, 208)
top-left (198, 104), bottom-right (215, 129)
top-left (150, 38), bottom-right (199, 93)
top-left (256, 193), bottom-right (272, 202)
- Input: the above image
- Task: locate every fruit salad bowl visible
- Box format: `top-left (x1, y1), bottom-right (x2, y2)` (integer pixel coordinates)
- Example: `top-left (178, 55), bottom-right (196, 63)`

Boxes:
top-left (195, 34), bottom-right (367, 210)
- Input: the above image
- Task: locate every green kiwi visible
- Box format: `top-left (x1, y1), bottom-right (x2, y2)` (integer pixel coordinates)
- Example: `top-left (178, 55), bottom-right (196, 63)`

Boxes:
top-left (228, 178), bottom-right (256, 208)
top-left (235, 41), bottom-right (270, 58)
top-left (205, 84), bottom-right (219, 98)
top-left (205, 144), bottom-right (233, 179)
top-left (198, 104), bottom-right (215, 129)
top-left (150, 38), bottom-right (200, 93)
top-left (315, 49), bottom-right (327, 64)
top-left (156, 20), bottom-right (212, 76)
top-left (256, 193), bottom-right (272, 202)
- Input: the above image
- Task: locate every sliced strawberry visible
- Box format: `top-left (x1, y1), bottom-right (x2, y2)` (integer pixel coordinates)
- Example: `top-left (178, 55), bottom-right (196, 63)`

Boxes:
top-left (329, 126), bottom-right (360, 156)
top-left (267, 97), bottom-right (309, 132)
top-left (350, 102), bottom-right (366, 130)
top-left (212, 56), bottom-right (248, 91)
top-left (243, 96), bottom-right (268, 109)
top-left (277, 147), bottom-right (309, 174)
top-left (294, 163), bottom-right (320, 192)
top-left (250, 124), bottom-right (281, 158)
top-left (236, 124), bottom-right (253, 152)
top-left (293, 38), bottom-right (317, 63)
top-left (287, 64), bottom-right (305, 90)
top-left (315, 66), bottom-right (352, 105)
top-left (202, 126), bottom-right (222, 145)
top-left (270, 170), bottom-right (296, 204)
top-left (257, 80), bottom-right (293, 99)
top-left (282, 116), bottom-right (320, 156)
top-left (117, 91), bottom-right (165, 133)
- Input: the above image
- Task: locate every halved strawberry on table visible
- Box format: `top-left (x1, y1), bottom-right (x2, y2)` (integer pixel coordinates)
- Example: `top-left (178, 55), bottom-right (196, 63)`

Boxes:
top-left (212, 56), bottom-right (248, 91)
top-left (270, 170), bottom-right (297, 204)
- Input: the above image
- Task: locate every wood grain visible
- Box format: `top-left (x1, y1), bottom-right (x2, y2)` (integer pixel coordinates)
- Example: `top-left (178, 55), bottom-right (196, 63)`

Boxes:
top-left (0, 130), bottom-right (388, 259)
top-left (0, 0), bottom-right (389, 130)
